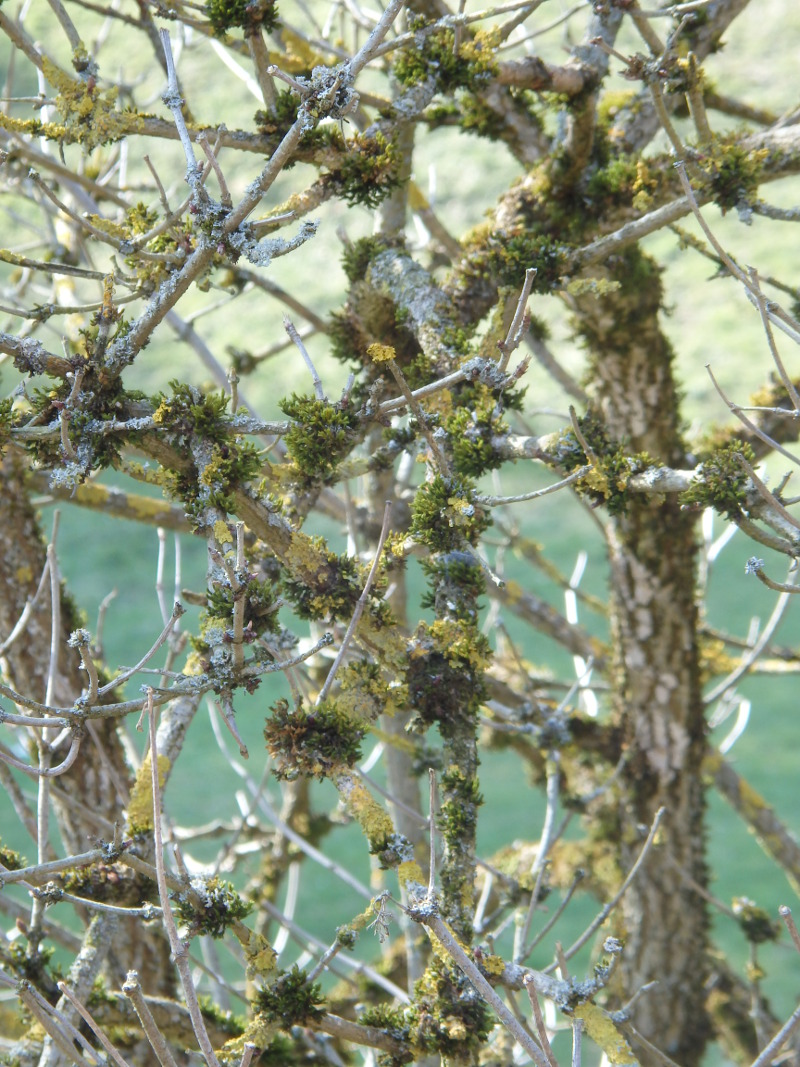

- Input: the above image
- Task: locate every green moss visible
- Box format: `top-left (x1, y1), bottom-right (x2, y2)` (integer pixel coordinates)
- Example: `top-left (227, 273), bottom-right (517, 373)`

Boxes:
top-left (551, 409), bottom-right (657, 516)
top-left (338, 659), bottom-right (405, 719)
top-left (152, 382), bottom-right (263, 519)
top-left (255, 965), bottom-right (325, 1027)
top-left (697, 138), bottom-right (768, 214)
top-left (485, 231), bottom-right (567, 292)
top-left (0, 840), bottom-right (27, 870)
top-left (438, 765), bottom-right (483, 842)
top-left (1, 940), bottom-right (62, 998)
top-left (679, 440), bottom-right (755, 520)
top-left (406, 621), bottom-right (489, 738)
top-left (264, 698), bottom-right (366, 780)
top-left (445, 404), bottom-right (504, 477)
top-left (732, 897), bottom-right (780, 944)
top-left (410, 474), bottom-right (490, 552)
top-left (206, 0), bottom-right (279, 35)
top-left (173, 877), bottom-right (253, 938)
top-left (420, 555), bottom-right (484, 620)
top-left (153, 382), bottom-right (230, 440)
top-left (206, 574), bottom-right (280, 638)
top-left (280, 393), bottom-right (359, 481)
top-left (342, 236), bottom-right (391, 284)
top-left (282, 538), bottom-right (362, 621)
top-left (394, 25), bottom-right (499, 94)
top-left (326, 132), bottom-right (403, 208)
top-left (198, 996), bottom-right (246, 1037)
top-left (406, 959), bottom-right (493, 1058)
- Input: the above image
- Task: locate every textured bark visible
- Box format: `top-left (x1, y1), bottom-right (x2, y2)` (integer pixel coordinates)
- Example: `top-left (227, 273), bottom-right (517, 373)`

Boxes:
top-left (573, 253), bottom-right (709, 1064)
top-left (0, 449), bottom-right (176, 1000)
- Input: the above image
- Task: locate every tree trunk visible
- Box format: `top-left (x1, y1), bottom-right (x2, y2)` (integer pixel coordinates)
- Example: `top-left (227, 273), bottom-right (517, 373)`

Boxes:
top-left (573, 250), bottom-right (709, 1064)
top-left (0, 449), bottom-right (176, 1001)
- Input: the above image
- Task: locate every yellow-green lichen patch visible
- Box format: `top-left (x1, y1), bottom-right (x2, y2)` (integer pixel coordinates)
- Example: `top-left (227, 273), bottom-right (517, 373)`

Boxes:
top-left (126, 753), bottom-right (170, 834)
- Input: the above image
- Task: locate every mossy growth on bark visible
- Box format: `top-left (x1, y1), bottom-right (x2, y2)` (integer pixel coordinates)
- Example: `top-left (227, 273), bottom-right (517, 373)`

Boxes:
top-left (173, 877), bottom-right (254, 939)
top-left (206, 0), bottom-right (279, 36)
top-left (679, 440), bottom-right (756, 519)
top-left (394, 24), bottom-right (499, 94)
top-left (264, 697), bottom-right (367, 780)
top-left (254, 964), bottom-right (325, 1027)
top-left (410, 474), bottom-right (490, 552)
top-left (279, 393), bottom-right (360, 482)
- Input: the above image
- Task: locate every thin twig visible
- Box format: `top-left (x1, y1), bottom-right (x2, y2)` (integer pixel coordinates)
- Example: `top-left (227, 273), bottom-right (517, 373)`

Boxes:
top-left (56, 982), bottom-right (134, 1067)
top-left (545, 807), bottom-right (667, 970)
top-left (705, 567), bottom-right (795, 703)
top-left (411, 904), bottom-right (550, 1067)
top-left (498, 268), bottom-right (536, 372)
top-left (523, 976), bottom-right (559, 1067)
top-left (428, 767), bottom-right (438, 901)
top-left (778, 906), bottom-right (800, 955)
top-left (147, 690), bottom-right (222, 1067)
top-left (479, 466), bottom-right (590, 506)
top-left (159, 29), bottom-right (201, 189)
top-left (122, 971), bottom-right (180, 1067)
top-left (747, 266), bottom-right (800, 413)
top-left (316, 501), bottom-right (393, 702)
top-left (284, 315), bottom-right (325, 399)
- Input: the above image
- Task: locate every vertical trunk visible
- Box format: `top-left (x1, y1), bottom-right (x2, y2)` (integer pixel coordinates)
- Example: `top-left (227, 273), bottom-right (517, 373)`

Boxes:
top-left (574, 250), bottom-right (709, 1064)
top-left (0, 449), bottom-right (176, 1000)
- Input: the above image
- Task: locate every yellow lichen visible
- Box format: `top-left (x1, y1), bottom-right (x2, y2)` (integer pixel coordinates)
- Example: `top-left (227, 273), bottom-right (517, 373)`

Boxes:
top-left (572, 1003), bottom-right (639, 1065)
top-left (367, 342), bottom-right (397, 363)
top-left (237, 928), bottom-right (278, 981)
top-left (479, 952), bottom-right (506, 977)
top-left (334, 771), bottom-right (394, 847)
top-left (397, 861), bottom-right (426, 889)
top-left (127, 753), bottom-right (171, 833)
top-left (214, 519), bottom-right (233, 545)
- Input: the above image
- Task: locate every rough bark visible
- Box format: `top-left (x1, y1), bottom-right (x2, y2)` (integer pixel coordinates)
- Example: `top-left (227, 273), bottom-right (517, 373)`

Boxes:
top-left (573, 251), bottom-right (709, 1064)
top-left (0, 449), bottom-right (176, 999)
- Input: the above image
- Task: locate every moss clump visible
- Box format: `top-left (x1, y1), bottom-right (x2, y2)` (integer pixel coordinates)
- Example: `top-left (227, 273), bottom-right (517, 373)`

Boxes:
top-left (485, 231), bottom-right (567, 292)
top-left (282, 538), bottom-right (363, 621)
top-left (206, 0), bottom-right (279, 36)
top-left (679, 440), bottom-right (755, 520)
top-left (61, 862), bottom-right (153, 907)
top-left (153, 382), bottom-right (263, 518)
top-left (255, 965), bottom-right (325, 1027)
top-left (338, 659), bottom-right (406, 719)
top-left (152, 382), bottom-right (230, 441)
top-left (325, 132), bottom-right (403, 208)
top-left (0, 840), bottom-right (27, 870)
top-left (551, 409), bottom-right (657, 516)
top-left (342, 236), bottom-right (392, 284)
top-left (410, 474), bottom-right (490, 552)
top-left (697, 138), bottom-right (768, 213)
top-left (394, 26), bottom-right (499, 94)
top-left (406, 621), bottom-right (489, 737)
top-left (264, 698), bottom-right (366, 780)
top-left (280, 393), bottom-right (359, 481)
top-left (254, 90), bottom-right (339, 155)
top-left (173, 877), bottom-right (253, 938)
top-left (445, 403), bottom-right (504, 477)
top-left (438, 765), bottom-right (483, 843)
top-left (2, 940), bottom-right (61, 997)
top-left (206, 573), bottom-right (280, 638)
top-left (420, 554), bottom-right (484, 622)
top-left (732, 897), bottom-right (780, 944)
top-left (197, 996), bottom-right (245, 1037)
top-left (406, 960), bottom-right (493, 1058)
